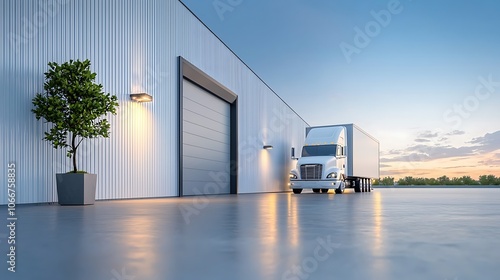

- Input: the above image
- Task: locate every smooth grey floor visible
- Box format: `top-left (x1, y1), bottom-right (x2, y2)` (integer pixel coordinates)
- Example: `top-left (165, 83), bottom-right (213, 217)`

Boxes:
top-left (1, 188), bottom-right (500, 280)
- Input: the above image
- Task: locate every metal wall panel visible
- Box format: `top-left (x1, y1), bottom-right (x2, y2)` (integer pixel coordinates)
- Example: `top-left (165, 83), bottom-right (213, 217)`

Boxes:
top-left (0, 0), bottom-right (308, 204)
top-left (1, 0), bottom-right (176, 204)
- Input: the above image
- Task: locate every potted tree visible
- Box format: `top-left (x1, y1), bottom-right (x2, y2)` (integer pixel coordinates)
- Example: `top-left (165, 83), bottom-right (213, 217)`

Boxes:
top-left (32, 59), bottom-right (119, 205)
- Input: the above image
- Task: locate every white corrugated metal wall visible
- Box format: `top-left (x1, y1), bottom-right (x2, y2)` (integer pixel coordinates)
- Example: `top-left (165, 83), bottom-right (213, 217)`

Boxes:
top-left (0, 0), bottom-right (308, 204)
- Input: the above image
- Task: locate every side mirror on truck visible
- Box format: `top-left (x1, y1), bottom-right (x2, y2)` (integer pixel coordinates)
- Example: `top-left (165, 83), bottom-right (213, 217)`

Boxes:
top-left (291, 147), bottom-right (298, 160)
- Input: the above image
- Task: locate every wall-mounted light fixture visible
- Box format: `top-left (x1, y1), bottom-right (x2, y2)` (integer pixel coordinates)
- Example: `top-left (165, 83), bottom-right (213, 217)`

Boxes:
top-left (263, 145), bottom-right (273, 150)
top-left (291, 147), bottom-right (298, 160)
top-left (130, 93), bottom-right (153, 103)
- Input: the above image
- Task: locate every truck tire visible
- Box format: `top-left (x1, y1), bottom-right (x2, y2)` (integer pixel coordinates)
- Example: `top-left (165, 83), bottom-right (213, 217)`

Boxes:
top-left (312, 188), bottom-right (320, 193)
top-left (354, 180), bottom-right (362, 193)
top-left (321, 189), bottom-right (329, 193)
top-left (365, 179), bottom-right (371, 192)
top-left (336, 181), bottom-right (345, 194)
top-left (293, 189), bottom-right (303, 194)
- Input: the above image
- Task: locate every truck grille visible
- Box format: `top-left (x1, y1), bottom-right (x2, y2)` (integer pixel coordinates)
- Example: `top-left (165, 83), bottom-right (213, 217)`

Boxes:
top-left (300, 164), bottom-right (323, 180)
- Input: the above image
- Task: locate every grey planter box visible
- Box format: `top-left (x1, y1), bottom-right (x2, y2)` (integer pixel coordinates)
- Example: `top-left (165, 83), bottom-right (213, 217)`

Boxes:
top-left (56, 173), bottom-right (97, 205)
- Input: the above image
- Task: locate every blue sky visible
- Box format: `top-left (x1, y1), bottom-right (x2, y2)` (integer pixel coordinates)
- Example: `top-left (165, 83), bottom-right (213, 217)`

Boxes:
top-left (180, 0), bottom-right (500, 178)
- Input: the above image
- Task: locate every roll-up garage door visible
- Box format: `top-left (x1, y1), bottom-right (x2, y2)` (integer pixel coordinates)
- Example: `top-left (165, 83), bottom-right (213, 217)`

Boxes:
top-left (182, 79), bottom-right (231, 195)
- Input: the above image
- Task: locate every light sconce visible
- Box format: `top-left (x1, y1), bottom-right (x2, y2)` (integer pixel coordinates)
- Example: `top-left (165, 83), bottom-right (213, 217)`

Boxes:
top-left (130, 93), bottom-right (153, 103)
top-left (263, 145), bottom-right (273, 150)
top-left (291, 147), bottom-right (298, 160)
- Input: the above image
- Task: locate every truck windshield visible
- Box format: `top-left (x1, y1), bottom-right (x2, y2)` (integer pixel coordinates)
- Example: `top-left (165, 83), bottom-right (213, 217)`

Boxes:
top-left (302, 145), bottom-right (338, 157)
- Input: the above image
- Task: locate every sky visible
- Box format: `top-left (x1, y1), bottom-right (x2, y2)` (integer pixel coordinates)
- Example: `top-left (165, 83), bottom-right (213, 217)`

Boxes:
top-left (180, 0), bottom-right (500, 179)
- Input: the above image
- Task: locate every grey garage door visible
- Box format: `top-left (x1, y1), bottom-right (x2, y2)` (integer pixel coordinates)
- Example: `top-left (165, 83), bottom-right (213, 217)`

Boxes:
top-left (182, 79), bottom-right (231, 196)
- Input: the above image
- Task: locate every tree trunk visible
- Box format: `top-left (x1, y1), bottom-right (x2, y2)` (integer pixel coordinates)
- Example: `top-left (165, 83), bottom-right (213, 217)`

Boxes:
top-left (72, 134), bottom-right (77, 173)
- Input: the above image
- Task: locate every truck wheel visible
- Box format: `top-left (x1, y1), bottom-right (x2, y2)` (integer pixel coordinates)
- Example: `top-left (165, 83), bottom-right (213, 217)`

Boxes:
top-left (354, 180), bottom-right (362, 193)
top-left (321, 189), bottom-right (329, 193)
top-left (293, 189), bottom-right (303, 194)
top-left (312, 188), bottom-right (320, 193)
top-left (335, 181), bottom-right (345, 194)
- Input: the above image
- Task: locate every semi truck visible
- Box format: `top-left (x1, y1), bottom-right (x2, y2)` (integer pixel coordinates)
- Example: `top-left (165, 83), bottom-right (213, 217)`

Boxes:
top-left (289, 124), bottom-right (379, 194)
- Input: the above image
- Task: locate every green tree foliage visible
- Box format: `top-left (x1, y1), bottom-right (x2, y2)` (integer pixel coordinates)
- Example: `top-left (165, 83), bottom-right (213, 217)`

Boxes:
top-left (373, 177), bottom-right (394, 185)
top-left (479, 175), bottom-right (500, 185)
top-left (437, 175), bottom-right (451, 185)
top-left (32, 59), bottom-right (119, 173)
top-left (397, 176), bottom-right (415, 185)
top-left (395, 175), bottom-right (494, 185)
top-left (450, 176), bottom-right (479, 185)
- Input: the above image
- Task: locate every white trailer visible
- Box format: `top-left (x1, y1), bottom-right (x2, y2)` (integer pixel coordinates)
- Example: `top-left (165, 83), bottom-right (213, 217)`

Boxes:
top-left (289, 124), bottom-right (379, 194)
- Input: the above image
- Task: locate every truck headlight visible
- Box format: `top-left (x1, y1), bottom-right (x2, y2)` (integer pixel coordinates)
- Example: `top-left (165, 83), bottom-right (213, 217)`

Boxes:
top-left (327, 172), bottom-right (337, 179)
top-left (289, 173), bottom-right (297, 180)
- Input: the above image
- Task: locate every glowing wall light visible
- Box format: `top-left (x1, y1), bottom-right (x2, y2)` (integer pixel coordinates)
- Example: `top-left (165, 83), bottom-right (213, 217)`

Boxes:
top-left (263, 145), bottom-right (273, 150)
top-left (130, 93), bottom-right (153, 103)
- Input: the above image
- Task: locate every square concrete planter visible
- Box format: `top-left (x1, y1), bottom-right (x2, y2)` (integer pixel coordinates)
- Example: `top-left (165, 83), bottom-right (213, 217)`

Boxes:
top-left (56, 173), bottom-right (97, 205)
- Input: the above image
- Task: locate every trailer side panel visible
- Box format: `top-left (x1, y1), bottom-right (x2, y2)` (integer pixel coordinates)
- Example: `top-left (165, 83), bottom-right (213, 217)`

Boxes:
top-left (340, 124), bottom-right (379, 179)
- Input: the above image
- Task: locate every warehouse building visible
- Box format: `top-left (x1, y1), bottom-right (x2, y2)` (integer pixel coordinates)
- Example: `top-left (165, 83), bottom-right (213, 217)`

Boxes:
top-left (0, 0), bottom-right (308, 204)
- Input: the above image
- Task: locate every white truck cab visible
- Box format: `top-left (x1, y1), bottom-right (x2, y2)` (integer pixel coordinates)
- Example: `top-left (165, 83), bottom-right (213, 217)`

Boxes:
top-left (290, 124), bottom-right (379, 194)
top-left (290, 126), bottom-right (347, 194)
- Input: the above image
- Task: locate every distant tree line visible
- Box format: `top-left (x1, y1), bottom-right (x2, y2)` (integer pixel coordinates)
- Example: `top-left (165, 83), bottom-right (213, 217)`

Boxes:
top-left (373, 175), bottom-right (500, 186)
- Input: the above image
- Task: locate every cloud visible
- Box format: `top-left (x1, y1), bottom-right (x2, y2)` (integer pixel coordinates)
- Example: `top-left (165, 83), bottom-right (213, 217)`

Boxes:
top-left (379, 150), bottom-right (392, 156)
top-left (450, 157), bottom-right (469, 162)
top-left (412, 130), bottom-right (463, 144)
top-left (380, 170), bottom-right (411, 176)
top-left (479, 159), bottom-right (500, 166)
top-left (418, 131), bottom-right (439, 138)
top-left (380, 164), bottom-right (392, 168)
top-left (386, 149), bottom-right (400, 155)
top-left (469, 131), bottom-right (500, 153)
top-left (381, 152), bottom-right (431, 163)
top-left (380, 169), bottom-right (439, 177)
top-left (413, 172), bottom-right (431, 176)
top-left (478, 153), bottom-right (500, 166)
top-left (381, 130), bottom-right (500, 164)
top-left (442, 165), bottom-right (477, 169)
top-left (406, 144), bottom-right (475, 160)
top-left (446, 130), bottom-right (465, 136)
